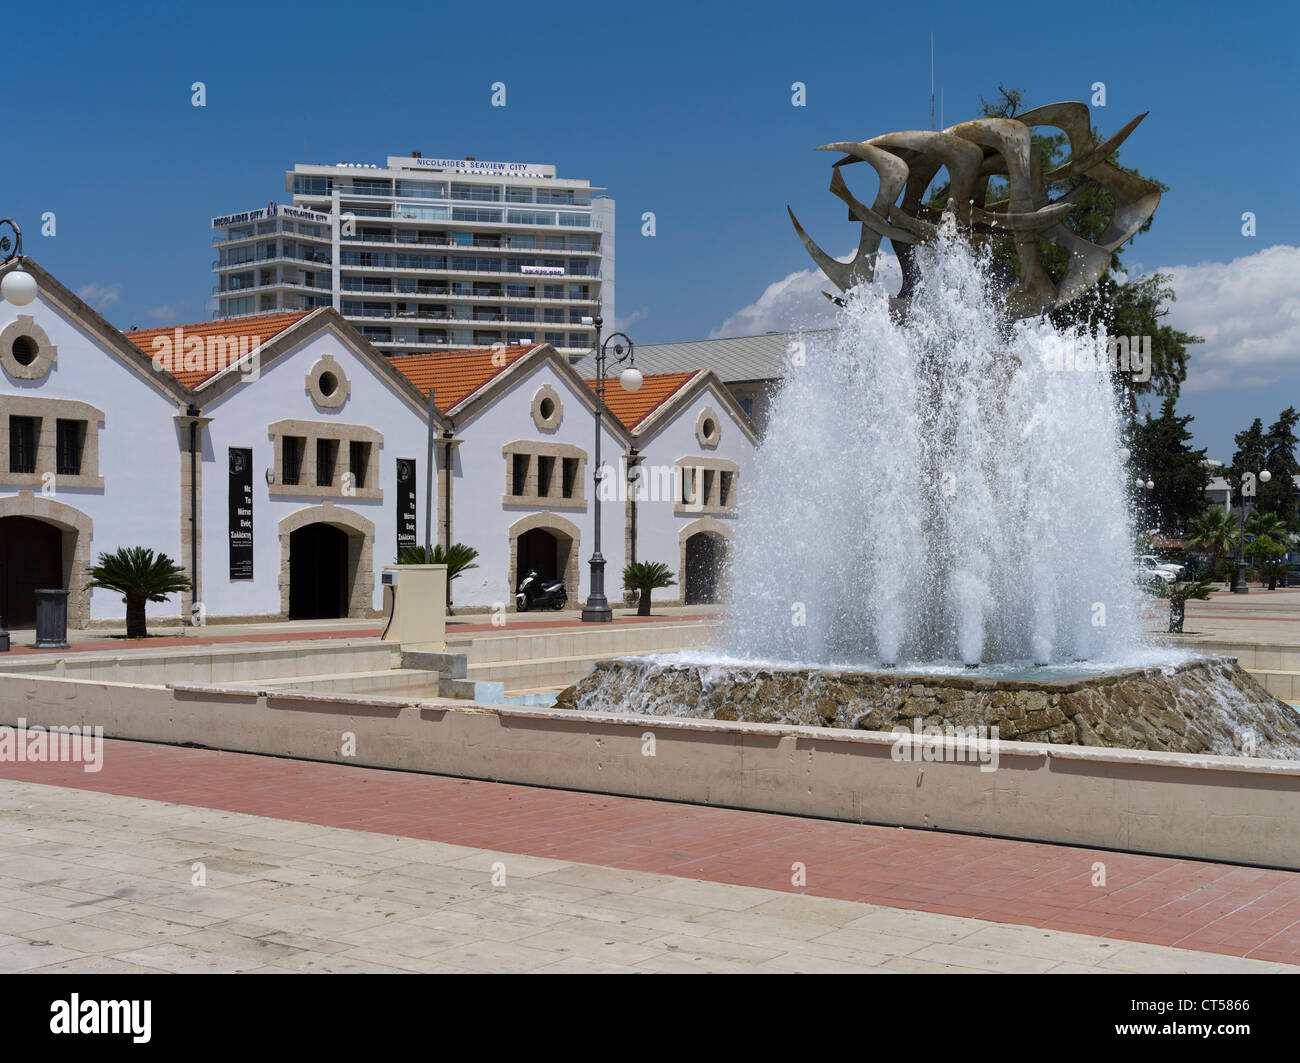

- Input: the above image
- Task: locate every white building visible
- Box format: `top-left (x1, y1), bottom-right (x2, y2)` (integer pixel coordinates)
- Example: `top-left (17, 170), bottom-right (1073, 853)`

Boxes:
top-left (211, 154), bottom-right (612, 361)
top-left (2, 258), bottom-right (753, 628)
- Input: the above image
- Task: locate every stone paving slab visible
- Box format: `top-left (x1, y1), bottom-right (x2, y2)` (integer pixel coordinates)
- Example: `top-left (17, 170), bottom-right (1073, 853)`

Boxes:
top-left (0, 780), bottom-right (1294, 974)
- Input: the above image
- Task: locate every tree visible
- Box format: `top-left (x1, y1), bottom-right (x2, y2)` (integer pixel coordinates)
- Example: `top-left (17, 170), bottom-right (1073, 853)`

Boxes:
top-left (1153, 577), bottom-right (1215, 634)
top-left (622, 561), bottom-right (677, 617)
top-left (1128, 396), bottom-right (1210, 535)
top-left (928, 85), bottom-right (1202, 410)
top-left (1184, 508), bottom-right (1239, 586)
top-left (87, 547), bottom-right (190, 639)
top-left (1261, 407), bottom-right (1299, 525)
top-left (1228, 418), bottom-right (1268, 509)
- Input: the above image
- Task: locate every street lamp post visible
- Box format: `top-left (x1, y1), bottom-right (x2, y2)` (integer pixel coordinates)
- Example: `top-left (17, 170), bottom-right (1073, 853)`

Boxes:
top-left (1231, 469), bottom-right (1271, 594)
top-left (581, 315), bottom-right (642, 623)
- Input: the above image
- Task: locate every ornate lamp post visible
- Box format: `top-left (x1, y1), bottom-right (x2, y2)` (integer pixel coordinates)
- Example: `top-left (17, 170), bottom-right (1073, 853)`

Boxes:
top-left (581, 315), bottom-right (642, 623)
top-left (1231, 469), bottom-right (1271, 594)
top-left (1, 219), bottom-right (38, 306)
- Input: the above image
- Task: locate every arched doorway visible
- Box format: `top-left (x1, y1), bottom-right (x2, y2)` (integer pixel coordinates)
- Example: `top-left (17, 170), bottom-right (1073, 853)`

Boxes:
top-left (517, 528), bottom-right (560, 583)
top-left (288, 523), bottom-right (349, 619)
top-left (0, 516), bottom-right (64, 626)
top-left (507, 512), bottom-right (581, 610)
top-left (278, 503), bottom-right (377, 620)
top-left (684, 532), bottom-right (727, 604)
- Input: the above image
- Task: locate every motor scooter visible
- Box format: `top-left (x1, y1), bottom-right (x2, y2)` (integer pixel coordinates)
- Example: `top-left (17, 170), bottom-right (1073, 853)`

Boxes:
top-left (515, 569), bottom-right (567, 611)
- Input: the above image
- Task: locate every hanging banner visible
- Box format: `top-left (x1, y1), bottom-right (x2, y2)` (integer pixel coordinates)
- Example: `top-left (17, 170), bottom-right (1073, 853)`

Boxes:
top-left (396, 458), bottom-right (418, 553)
top-left (228, 447), bottom-right (254, 580)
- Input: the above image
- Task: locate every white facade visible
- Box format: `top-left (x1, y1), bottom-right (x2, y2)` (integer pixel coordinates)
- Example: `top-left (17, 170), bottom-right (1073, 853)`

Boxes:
top-left (211, 154), bottom-right (612, 361)
top-left (2, 259), bottom-right (757, 627)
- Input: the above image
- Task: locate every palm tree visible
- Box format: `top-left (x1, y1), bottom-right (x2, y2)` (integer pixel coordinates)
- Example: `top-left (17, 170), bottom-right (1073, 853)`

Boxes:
top-left (87, 547), bottom-right (190, 639)
top-left (1184, 508), bottom-right (1239, 586)
top-left (622, 561), bottom-right (677, 617)
top-left (1155, 577), bottom-right (1215, 633)
top-left (396, 543), bottom-right (480, 614)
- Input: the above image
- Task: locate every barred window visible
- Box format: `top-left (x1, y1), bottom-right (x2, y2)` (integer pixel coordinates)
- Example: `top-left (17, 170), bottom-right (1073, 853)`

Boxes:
top-left (283, 436), bottom-right (305, 485)
top-left (8, 416), bottom-right (38, 474)
top-left (56, 419), bottom-right (84, 476)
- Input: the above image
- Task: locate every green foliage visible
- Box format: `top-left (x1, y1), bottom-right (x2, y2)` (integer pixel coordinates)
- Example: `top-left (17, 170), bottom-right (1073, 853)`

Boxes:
top-left (87, 546), bottom-right (190, 639)
top-left (396, 543), bottom-right (480, 583)
top-left (1127, 396), bottom-right (1210, 535)
top-left (1229, 409), bottom-right (1299, 524)
top-left (1184, 508), bottom-right (1239, 562)
top-left (622, 561), bottom-right (676, 591)
top-left (623, 560), bottom-right (677, 616)
top-left (1154, 577), bottom-right (1216, 606)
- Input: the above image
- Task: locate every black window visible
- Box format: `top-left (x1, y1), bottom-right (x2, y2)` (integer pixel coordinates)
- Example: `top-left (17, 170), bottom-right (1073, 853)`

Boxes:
top-left (512, 453), bottom-right (530, 495)
top-left (56, 419), bottom-right (84, 476)
top-left (349, 441), bottom-right (370, 489)
top-left (719, 471), bottom-right (734, 507)
top-left (536, 455), bottom-right (555, 497)
top-left (316, 439), bottom-right (338, 487)
top-left (702, 469), bottom-right (716, 507)
top-left (283, 436), bottom-right (304, 485)
top-left (561, 457), bottom-right (579, 499)
top-left (8, 416), bottom-right (38, 474)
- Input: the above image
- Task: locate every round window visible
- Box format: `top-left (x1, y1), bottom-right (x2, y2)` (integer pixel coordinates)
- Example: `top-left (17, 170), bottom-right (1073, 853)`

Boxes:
top-left (539, 397), bottom-right (556, 420)
top-left (12, 335), bottom-right (38, 367)
top-left (703, 418), bottom-right (717, 438)
top-left (318, 371), bottom-right (338, 396)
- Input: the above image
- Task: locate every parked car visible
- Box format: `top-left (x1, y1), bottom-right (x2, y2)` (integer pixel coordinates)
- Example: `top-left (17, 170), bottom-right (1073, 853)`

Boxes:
top-left (1138, 554), bottom-right (1186, 578)
top-left (1135, 561), bottom-right (1175, 586)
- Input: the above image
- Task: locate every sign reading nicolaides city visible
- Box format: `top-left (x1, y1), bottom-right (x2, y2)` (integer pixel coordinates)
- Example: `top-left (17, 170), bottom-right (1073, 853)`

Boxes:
top-left (228, 448), bottom-right (254, 580)
top-left (387, 156), bottom-right (555, 178)
top-left (211, 202), bottom-right (330, 229)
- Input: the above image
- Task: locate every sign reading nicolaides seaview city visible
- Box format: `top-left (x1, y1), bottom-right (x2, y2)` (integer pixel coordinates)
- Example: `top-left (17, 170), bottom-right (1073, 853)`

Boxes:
top-left (386, 156), bottom-right (555, 178)
top-left (228, 448), bottom-right (254, 580)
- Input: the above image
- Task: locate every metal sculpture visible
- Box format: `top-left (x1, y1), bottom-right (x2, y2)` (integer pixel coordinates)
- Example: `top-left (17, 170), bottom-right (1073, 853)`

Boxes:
top-left (788, 102), bottom-right (1161, 318)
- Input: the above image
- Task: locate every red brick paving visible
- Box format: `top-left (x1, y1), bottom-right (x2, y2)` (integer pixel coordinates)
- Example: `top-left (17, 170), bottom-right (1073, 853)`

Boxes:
top-left (2, 739), bottom-right (1297, 964)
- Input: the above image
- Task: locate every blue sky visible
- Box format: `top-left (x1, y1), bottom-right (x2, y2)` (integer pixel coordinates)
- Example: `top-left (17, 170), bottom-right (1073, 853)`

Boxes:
top-left (5, 0), bottom-right (1297, 460)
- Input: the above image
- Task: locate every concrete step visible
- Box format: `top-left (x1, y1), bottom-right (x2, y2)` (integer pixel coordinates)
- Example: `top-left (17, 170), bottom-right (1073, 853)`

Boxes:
top-left (234, 668), bottom-right (441, 697)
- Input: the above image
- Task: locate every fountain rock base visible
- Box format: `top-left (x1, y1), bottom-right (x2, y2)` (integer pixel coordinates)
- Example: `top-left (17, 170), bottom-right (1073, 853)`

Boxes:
top-left (555, 656), bottom-right (1300, 759)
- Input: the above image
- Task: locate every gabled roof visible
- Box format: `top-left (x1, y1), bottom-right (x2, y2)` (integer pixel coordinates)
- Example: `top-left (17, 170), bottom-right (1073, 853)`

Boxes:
top-left (0, 257), bottom-right (195, 404)
top-left (585, 371), bottom-right (701, 431)
top-left (388, 345), bottom-right (539, 412)
top-left (123, 311), bottom-right (312, 388)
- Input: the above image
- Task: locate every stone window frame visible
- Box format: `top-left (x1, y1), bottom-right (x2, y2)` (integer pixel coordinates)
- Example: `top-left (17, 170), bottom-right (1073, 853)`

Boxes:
top-left (695, 405), bottom-right (722, 449)
top-left (0, 491), bottom-right (94, 627)
top-left (305, 353), bottom-right (351, 410)
top-left (0, 315), bottom-right (58, 382)
top-left (673, 455), bottom-right (739, 517)
top-left (277, 502), bottom-right (379, 619)
top-left (268, 418), bottom-right (382, 499)
top-left (530, 383), bottom-right (563, 431)
top-left (502, 439), bottom-right (587, 510)
top-left (0, 396), bottom-right (105, 489)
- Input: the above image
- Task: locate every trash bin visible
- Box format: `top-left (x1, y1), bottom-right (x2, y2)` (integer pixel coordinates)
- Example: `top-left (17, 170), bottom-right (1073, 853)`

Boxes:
top-left (33, 589), bottom-right (70, 650)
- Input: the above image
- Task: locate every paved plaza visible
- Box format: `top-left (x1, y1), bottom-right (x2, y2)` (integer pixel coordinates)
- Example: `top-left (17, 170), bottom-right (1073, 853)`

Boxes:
top-left (0, 740), bottom-right (1296, 974)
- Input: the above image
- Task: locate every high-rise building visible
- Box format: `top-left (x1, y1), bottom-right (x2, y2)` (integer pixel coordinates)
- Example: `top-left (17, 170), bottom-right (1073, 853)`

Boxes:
top-left (211, 154), bottom-right (613, 359)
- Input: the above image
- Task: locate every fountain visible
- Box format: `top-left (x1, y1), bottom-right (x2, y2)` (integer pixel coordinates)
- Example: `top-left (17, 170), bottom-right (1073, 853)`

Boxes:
top-left (559, 103), bottom-right (1300, 758)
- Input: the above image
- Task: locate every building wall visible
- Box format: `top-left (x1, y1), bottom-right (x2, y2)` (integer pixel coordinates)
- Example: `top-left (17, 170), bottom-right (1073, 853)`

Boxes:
top-left (196, 329), bottom-right (430, 619)
top-left (0, 295), bottom-right (183, 623)
top-left (451, 359), bottom-right (627, 607)
top-left (632, 385), bottom-right (755, 603)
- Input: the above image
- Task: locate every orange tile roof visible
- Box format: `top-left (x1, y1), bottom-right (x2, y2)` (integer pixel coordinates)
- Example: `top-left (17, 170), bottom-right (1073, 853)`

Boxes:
top-left (123, 311), bottom-right (312, 387)
top-left (388, 345), bottom-right (538, 411)
top-left (587, 371), bottom-right (700, 430)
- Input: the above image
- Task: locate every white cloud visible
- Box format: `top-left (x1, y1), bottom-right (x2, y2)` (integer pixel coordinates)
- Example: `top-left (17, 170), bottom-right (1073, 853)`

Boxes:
top-left (711, 252), bottom-right (900, 338)
top-left (147, 304), bottom-right (178, 320)
top-left (614, 307), bottom-right (648, 331)
top-left (76, 282), bottom-right (121, 311)
top-left (1150, 245), bottom-right (1300, 393)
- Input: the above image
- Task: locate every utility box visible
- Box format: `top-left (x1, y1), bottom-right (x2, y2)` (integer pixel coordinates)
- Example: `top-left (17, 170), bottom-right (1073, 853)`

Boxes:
top-left (381, 565), bottom-right (448, 651)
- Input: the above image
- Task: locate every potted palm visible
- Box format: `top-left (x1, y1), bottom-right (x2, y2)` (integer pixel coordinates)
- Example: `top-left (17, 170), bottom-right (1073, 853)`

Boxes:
top-left (622, 561), bottom-right (677, 617)
top-left (1155, 577), bottom-right (1216, 634)
top-left (396, 543), bottom-right (480, 614)
top-left (87, 547), bottom-right (191, 639)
